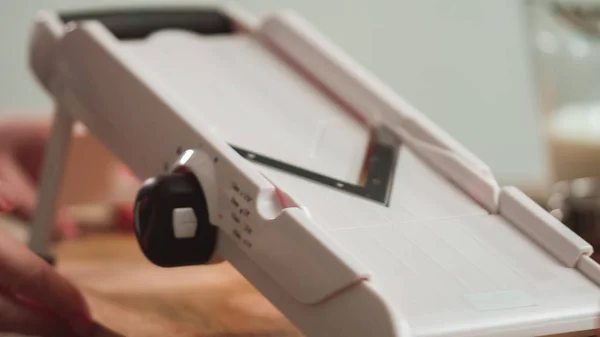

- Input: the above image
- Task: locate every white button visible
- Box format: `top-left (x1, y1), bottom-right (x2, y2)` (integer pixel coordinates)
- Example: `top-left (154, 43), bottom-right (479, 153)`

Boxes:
top-left (172, 207), bottom-right (198, 239)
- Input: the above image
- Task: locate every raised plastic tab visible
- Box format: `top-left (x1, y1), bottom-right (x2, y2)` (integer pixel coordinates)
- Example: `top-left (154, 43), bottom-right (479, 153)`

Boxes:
top-left (398, 126), bottom-right (500, 213)
top-left (578, 255), bottom-right (600, 286)
top-left (499, 186), bottom-right (592, 267)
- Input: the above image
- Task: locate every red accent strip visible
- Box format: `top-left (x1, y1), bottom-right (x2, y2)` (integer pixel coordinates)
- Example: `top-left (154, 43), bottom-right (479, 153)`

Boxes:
top-left (260, 173), bottom-right (299, 210)
top-left (274, 186), bottom-right (298, 209)
top-left (274, 187), bottom-right (287, 208)
top-left (310, 276), bottom-right (370, 305)
top-left (115, 205), bottom-right (135, 232)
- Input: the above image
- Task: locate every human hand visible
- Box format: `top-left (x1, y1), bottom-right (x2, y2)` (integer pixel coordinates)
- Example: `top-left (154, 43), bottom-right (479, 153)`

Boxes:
top-left (0, 233), bottom-right (92, 336)
top-left (0, 117), bottom-right (78, 240)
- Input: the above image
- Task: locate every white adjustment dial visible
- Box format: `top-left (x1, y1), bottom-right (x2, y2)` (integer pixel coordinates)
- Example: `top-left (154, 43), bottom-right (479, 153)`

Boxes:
top-left (172, 207), bottom-right (198, 239)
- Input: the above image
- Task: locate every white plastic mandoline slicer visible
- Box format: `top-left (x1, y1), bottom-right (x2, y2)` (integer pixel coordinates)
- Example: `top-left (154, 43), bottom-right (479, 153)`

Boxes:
top-left (26, 5), bottom-right (600, 337)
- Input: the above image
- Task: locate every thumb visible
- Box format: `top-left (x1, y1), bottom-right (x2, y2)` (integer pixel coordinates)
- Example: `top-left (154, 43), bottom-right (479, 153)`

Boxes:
top-left (0, 234), bottom-right (93, 336)
top-left (0, 290), bottom-right (75, 337)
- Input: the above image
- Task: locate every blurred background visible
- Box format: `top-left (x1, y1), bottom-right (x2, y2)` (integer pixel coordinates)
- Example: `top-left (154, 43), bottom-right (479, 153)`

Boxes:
top-left (0, 0), bottom-right (548, 187)
top-left (2, 0), bottom-right (600, 236)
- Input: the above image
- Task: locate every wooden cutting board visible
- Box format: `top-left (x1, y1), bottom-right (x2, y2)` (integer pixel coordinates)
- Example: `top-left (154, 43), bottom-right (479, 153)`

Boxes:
top-left (54, 234), bottom-right (303, 337)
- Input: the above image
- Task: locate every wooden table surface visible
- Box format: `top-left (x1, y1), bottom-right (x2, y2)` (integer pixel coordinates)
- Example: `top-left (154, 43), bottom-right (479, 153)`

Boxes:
top-left (54, 234), bottom-right (303, 337)
top-left (55, 234), bottom-right (599, 337)
top-left (2, 214), bottom-right (597, 337)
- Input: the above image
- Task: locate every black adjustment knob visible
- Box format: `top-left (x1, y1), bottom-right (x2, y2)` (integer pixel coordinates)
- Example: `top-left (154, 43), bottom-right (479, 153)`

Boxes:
top-left (133, 171), bottom-right (218, 267)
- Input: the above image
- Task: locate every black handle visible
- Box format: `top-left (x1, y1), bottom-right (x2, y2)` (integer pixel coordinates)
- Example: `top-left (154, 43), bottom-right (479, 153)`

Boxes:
top-left (133, 171), bottom-right (218, 267)
top-left (60, 8), bottom-right (234, 40)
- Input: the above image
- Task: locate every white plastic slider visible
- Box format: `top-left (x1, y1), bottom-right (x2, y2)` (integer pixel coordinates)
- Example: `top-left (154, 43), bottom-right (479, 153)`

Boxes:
top-left (499, 186), bottom-right (592, 267)
top-left (258, 10), bottom-right (493, 178)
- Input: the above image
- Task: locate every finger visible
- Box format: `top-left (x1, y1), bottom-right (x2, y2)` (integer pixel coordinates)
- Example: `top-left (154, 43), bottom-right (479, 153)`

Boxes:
top-left (0, 156), bottom-right (37, 214)
top-left (0, 117), bottom-right (52, 184)
top-left (14, 132), bottom-right (48, 183)
top-left (0, 194), bottom-right (13, 213)
top-left (0, 156), bottom-right (79, 240)
top-left (0, 117), bottom-right (51, 146)
top-left (0, 290), bottom-right (73, 337)
top-left (0, 234), bottom-right (92, 336)
top-left (0, 118), bottom-right (51, 168)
